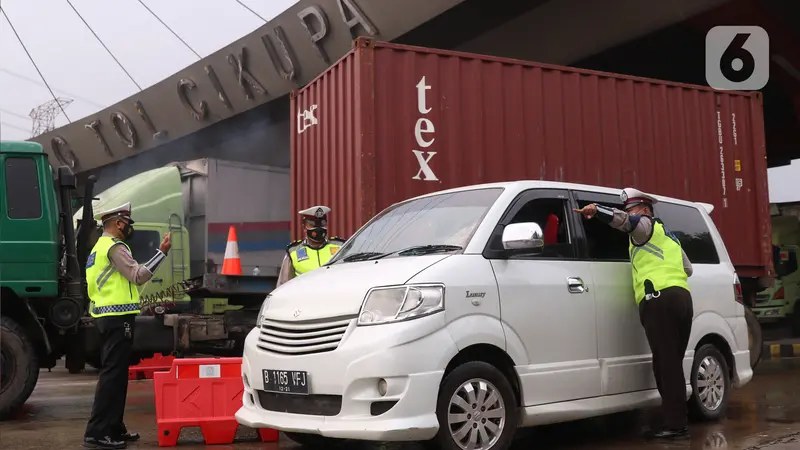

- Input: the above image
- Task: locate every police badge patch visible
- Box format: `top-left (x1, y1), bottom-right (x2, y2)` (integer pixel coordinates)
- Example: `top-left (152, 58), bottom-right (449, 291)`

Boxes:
top-left (296, 247), bottom-right (309, 261)
top-left (330, 247), bottom-right (339, 255)
top-left (86, 252), bottom-right (96, 268)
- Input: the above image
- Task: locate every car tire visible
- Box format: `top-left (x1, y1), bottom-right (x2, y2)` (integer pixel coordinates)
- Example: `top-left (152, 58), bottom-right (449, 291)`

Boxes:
top-left (432, 361), bottom-right (518, 450)
top-left (745, 307), bottom-right (763, 370)
top-left (688, 344), bottom-right (731, 421)
top-left (284, 432), bottom-right (347, 448)
top-left (0, 317), bottom-right (40, 418)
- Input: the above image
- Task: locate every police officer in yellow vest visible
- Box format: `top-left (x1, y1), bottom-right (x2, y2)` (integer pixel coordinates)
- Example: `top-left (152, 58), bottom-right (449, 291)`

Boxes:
top-left (84, 202), bottom-right (171, 450)
top-left (574, 188), bottom-right (693, 441)
top-left (277, 205), bottom-right (345, 286)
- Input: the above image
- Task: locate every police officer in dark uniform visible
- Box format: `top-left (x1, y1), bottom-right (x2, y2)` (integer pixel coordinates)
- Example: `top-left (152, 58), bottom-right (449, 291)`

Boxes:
top-left (277, 205), bottom-right (345, 286)
top-left (574, 188), bottom-right (693, 440)
top-left (84, 202), bottom-right (171, 449)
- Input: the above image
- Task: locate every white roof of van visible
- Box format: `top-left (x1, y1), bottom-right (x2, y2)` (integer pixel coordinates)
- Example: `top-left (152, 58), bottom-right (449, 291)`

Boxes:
top-left (404, 180), bottom-right (709, 211)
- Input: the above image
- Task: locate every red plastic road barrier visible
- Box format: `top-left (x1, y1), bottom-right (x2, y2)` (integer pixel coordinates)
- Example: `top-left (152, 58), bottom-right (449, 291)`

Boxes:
top-left (129, 354), bottom-right (175, 381)
top-left (153, 357), bottom-right (279, 446)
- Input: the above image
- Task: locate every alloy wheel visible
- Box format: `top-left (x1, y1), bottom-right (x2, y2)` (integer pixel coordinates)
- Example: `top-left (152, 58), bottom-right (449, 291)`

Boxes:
top-left (697, 355), bottom-right (725, 411)
top-left (447, 378), bottom-right (506, 450)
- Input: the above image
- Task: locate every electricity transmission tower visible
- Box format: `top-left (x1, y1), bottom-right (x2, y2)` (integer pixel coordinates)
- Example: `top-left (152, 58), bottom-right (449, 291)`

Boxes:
top-left (29, 98), bottom-right (73, 137)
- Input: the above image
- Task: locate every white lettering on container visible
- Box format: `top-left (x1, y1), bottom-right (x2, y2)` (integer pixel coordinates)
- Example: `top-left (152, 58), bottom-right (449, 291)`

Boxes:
top-left (717, 110), bottom-right (727, 208)
top-left (297, 104), bottom-right (318, 134)
top-left (412, 76), bottom-right (438, 181)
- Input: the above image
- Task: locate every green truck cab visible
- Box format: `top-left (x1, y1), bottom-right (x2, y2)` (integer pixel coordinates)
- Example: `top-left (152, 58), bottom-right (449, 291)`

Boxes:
top-left (753, 244), bottom-right (800, 331)
top-left (0, 141), bottom-right (97, 417)
top-left (1, 144), bottom-right (281, 418)
top-left (753, 210), bottom-right (800, 334)
top-left (73, 166), bottom-right (191, 310)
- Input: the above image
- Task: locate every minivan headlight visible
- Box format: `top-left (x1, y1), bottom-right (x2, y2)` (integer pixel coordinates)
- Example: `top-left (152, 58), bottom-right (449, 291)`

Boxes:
top-left (358, 284), bottom-right (445, 326)
top-left (256, 295), bottom-right (271, 327)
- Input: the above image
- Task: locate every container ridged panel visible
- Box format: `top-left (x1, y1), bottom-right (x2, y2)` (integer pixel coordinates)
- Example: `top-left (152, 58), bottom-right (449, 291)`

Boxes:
top-left (291, 39), bottom-right (770, 277)
top-left (291, 50), bottom-right (359, 240)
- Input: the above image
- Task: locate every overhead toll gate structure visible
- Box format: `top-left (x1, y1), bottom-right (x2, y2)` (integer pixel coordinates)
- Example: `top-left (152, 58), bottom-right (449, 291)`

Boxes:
top-left (27, 0), bottom-right (800, 183)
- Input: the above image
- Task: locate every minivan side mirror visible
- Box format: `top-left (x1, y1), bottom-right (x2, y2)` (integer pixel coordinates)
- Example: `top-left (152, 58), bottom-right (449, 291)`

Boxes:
top-left (502, 222), bottom-right (544, 252)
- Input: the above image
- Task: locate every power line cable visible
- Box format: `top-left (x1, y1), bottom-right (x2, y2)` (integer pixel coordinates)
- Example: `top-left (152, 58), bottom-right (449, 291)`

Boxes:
top-left (1, 121), bottom-right (32, 134)
top-left (233, 0), bottom-right (267, 22)
top-left (0, 68), bottom-right (105, 109)
top-left (135, 0), bottom-right (201, 59)
top-left (65, 0), bottom-right (142, 90)
top-left (0, 7), bottom-right (71, 122)
top-left (0, 107), bottom-right (31, 121)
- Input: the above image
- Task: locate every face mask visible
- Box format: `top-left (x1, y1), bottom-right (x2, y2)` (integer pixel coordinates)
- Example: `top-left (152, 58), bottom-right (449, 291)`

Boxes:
top-left (121, 222), bottom-right (135, 240)
top-left (307, 227), bottom-right (327, 242)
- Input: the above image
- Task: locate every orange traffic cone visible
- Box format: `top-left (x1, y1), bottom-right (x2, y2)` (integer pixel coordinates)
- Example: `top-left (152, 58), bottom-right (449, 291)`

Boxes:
top-left (221, 226), bottom-right (242, 275)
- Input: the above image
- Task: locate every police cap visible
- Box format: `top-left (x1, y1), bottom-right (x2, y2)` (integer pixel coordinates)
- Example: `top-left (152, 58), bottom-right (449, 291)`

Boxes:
top-left (94, 202), bottom-right (135, 224)
top-left (298, 205), bottom-right (330, 221)
top-left (620, 188), bottom-right (658, 211)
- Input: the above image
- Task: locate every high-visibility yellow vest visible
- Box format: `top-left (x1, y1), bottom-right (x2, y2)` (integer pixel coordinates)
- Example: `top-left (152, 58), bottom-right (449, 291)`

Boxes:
top-left (86, 236), bottom-right (141, 317)
top-left (288, 239), bottom-right (344, 276)
top-left (629, 220), bottom-right (690, 304)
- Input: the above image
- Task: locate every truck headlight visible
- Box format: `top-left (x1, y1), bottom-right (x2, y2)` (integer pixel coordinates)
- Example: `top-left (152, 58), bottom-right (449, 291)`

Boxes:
top-left (358, 284), bottom-right (445, 326)
top-left (256, 295), bottom-right (271, 327)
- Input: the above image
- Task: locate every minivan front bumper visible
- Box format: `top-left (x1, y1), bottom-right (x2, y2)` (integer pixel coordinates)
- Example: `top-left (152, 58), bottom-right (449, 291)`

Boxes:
top-left (235, 313), bottom-right (456, 441)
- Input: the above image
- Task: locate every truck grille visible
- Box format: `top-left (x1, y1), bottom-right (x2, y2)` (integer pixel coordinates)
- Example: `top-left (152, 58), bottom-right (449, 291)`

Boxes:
top-left (257, 317), bottom-right (354, 355)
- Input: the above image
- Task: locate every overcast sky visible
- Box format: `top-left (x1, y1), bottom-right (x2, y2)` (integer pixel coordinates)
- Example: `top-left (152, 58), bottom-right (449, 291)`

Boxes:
top-left (0, 0), bottom-right (297, 140)
top-left (0, 0), bottom-right (796, 202)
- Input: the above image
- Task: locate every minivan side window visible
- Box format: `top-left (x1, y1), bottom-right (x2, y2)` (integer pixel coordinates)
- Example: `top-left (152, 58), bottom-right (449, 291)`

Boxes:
top-left (574, 193), bottom-right (630, 261)
top-left (654, 202), bottom-right (720, 264)
top-left (4, 157), bottom-right (43, 219)
top-left (488, 196), bottom-right (576, 259)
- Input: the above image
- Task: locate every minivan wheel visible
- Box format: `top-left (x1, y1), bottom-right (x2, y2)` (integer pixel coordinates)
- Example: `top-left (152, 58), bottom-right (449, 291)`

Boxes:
top-left (433, 361), bottom-right (517, 450)
top-left (688, 344), bottom-right (731, 421)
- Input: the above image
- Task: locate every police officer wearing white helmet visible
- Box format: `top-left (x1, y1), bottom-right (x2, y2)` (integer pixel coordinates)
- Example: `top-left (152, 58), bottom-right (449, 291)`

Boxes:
top-left (83, 202), bottom-right (171, 449)
top-left (574, 188), bottom-right (693, 440)
top-left (277, 206), bottom-right (345, 286)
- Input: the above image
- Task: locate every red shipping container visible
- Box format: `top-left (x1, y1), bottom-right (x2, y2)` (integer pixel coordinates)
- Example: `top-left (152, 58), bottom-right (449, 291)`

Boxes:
top-left (290, 38), bottom-right (771, 280)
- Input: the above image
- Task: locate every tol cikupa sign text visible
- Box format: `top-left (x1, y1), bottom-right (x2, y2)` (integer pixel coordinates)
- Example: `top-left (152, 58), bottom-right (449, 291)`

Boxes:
top-left (31, 0), bottom-right (465, 174)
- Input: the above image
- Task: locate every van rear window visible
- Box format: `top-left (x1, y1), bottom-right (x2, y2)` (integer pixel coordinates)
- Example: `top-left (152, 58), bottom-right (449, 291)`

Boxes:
top-left (654, 203), bottom-right (720, 264)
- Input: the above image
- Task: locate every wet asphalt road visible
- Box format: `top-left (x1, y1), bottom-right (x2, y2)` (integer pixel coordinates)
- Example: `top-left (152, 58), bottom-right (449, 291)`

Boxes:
top-left (2, 360), bottom-right (800, 450)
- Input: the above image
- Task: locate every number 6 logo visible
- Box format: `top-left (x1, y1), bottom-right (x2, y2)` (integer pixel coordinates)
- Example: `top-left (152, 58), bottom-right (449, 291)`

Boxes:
top-left (705, 26), bottom-right (769, 91)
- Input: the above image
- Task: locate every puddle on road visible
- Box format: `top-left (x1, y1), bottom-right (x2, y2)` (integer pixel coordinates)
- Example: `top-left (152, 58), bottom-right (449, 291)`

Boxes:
top-left (3, 361), bottom-right (800, 449)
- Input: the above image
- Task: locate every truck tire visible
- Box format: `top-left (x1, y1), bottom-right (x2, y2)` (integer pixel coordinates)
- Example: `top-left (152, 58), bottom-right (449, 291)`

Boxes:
top-left (688, 344), bottom-right (731, 421)
top-left (0, 317), bottom-right (40, 418)
top-left (87, 355), bottom-right (101, 370)
top-left (745, 307), bottom-right (763, 370)
top-left (65, 338), bottom-right (86, 374)
top-left (432, 361), bottom-right (518, 450)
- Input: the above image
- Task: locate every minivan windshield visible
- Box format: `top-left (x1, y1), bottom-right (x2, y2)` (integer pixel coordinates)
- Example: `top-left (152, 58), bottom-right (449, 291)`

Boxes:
top-left (329, 188), bottom-right (503, 264)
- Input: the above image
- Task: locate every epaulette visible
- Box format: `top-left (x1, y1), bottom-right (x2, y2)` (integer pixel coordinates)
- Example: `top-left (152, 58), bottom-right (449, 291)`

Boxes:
top-left (329, 236), bottom-right (347, 243)
top-left (286, 239), bottom-right (304, 253)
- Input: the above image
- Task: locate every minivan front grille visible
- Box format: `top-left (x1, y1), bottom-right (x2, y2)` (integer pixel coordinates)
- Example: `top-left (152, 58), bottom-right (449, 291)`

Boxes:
top-left (257, 317), bottom-right (354, 355)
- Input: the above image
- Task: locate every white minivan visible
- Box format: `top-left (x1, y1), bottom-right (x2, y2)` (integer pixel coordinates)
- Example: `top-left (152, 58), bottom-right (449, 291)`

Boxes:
top-left (236, 181), bottom-right (753, 450)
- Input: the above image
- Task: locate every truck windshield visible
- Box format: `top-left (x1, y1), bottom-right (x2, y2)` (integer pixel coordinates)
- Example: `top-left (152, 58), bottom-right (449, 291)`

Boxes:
top-left (331, 188), bottom-right (503, 264)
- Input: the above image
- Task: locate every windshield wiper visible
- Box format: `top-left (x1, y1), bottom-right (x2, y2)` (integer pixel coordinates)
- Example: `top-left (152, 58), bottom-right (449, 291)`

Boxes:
top-left (372, 244), bottom-right (463, 260)
top-left (341, 251), bottom-right (385, 262)
top-left (340, 245), bottom-right (463, 263)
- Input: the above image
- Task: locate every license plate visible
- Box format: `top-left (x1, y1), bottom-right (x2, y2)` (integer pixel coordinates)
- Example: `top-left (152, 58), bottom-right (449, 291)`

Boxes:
top-left (262, 369), bottom-right (309, 395)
